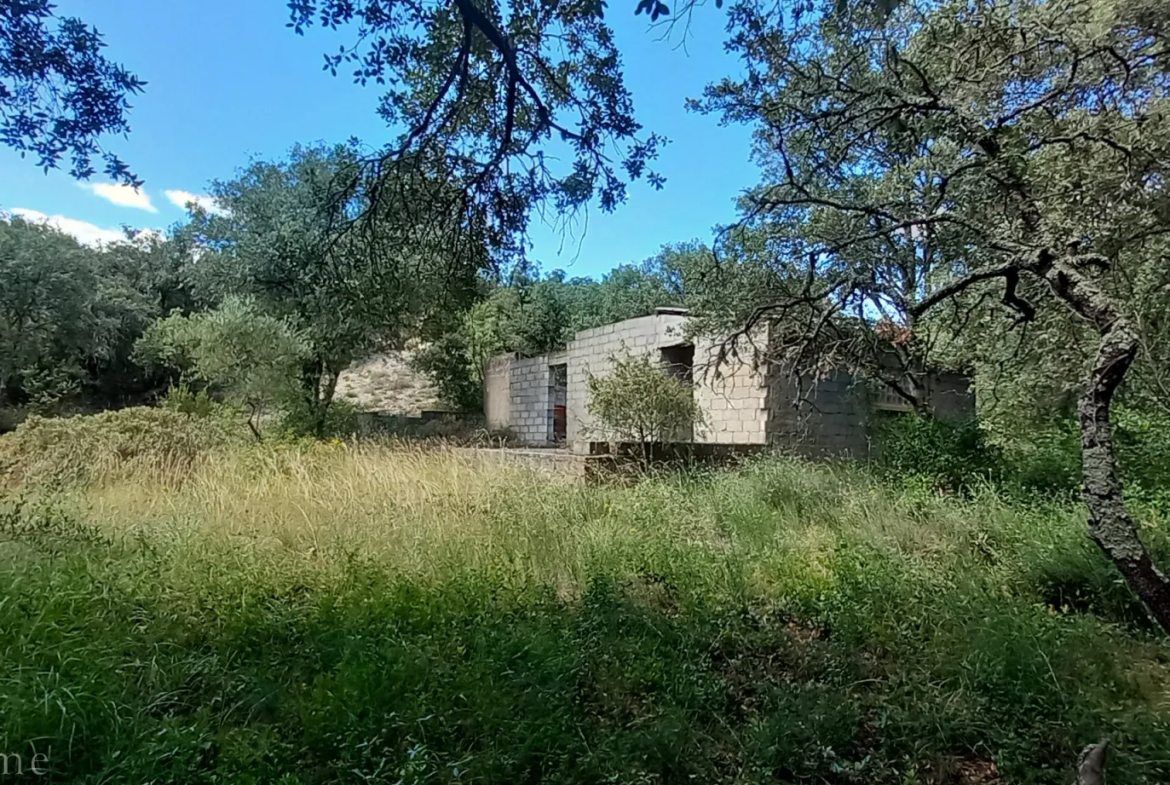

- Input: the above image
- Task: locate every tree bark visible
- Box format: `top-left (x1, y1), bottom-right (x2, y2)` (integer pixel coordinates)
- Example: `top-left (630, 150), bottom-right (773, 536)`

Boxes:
top-left (314, 366), bottom-right (340, 439)
top-left (1077, 741), bottom-right (1108, 785)
top-left (1043, 260), bottom-right (1170, 633)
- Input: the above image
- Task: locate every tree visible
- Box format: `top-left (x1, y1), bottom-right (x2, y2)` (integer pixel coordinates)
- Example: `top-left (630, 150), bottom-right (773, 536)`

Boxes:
top-left (587, 352), bottom-right (703, 463)
top-left (135, 298), bottom-right (309, 440)
top-left (1, 0), bottom-right (145, 184)
top-left (286, 0), bottom-right (667, 260)
top-left (186, 142), bottom-right (483, 436)
top-left (698, 0), bottom-right (1170, 630)
top-left (81, 230), bottom-right (202, 408)
top-left (0, 214), bottom-right (155, 412)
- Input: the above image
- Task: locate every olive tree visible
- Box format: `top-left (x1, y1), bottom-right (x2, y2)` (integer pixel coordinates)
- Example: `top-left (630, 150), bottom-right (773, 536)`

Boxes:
top-left (135, 298), bottom-right (309, 440)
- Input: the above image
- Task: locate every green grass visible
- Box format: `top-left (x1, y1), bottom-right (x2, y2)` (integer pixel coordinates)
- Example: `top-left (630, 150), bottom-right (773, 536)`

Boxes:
top-left (0, 436), bottom-right (1168, 783)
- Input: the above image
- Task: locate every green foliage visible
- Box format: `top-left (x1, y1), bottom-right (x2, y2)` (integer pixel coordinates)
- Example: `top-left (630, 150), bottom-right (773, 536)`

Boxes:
top-left (160, 384), bottom-right (222, 419)
top-left (277, 397), bottom-right (361, 440)
top-left (136, 298), bottom-right (309, 438)
top-left (410, 332), bottom-right (485, 412)
top-left (288, 0), bottom-right (663, 257)
top-left (1, 450), bottom-right (1168, 782)
top-left (0, 407), bottom-right (239, 489)
top-left (0, 216), bottom-right (197, 413)
top-left (877, 407), bottom-right (1170, 517)
top-left (185, 142), bottom-right (482, 435)
top-left (0, 1), bottom-right (145, 184)
top-left (875, 414), bottom-right (1003, 493)
top-left (587, 354), bottom-right (703, 445)
top-left (0, 216), bottom-right (141, 409)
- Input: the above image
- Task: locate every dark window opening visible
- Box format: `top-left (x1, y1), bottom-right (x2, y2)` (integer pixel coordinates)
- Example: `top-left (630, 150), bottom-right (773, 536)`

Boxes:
top-left (660, 344), bottom-right (694, 384)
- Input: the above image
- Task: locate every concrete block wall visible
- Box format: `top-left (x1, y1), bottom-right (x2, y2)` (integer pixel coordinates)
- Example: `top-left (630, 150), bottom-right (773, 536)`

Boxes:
top-left (765, 369), bottom-right (873, 459)
top-left (693, 336), bottom-right (768, 445)
top-left (509, 354), bottom-right (554, 445)
top-left (927, 372), bottom-right (976, 423)
top-left (484, 353), bottom-right (514, 431)
top-left (566, 314), bottom-right (682, 452)
top-left (487, 310), bottom-right (976, 456)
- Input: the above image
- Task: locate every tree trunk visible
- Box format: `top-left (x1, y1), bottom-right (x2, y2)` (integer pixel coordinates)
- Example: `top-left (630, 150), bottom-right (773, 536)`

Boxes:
top-left (246, 401), bottom-right (264, 442)
top-left (314, 366), bottom-right (340, 439)
top-left (1077, 741), bottom-right (1108, 785)
top-left (300, 358), bottom-right (340, 439)
top-left (1043, 260), bottom-right (1170, 633)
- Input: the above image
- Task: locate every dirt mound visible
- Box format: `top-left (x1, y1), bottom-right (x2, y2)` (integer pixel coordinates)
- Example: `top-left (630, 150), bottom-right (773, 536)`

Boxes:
top-left (335, 351), bottom-right (444, 414)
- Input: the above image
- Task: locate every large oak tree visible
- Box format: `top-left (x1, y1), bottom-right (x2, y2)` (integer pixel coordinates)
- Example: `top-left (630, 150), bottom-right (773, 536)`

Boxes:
top-left (696, 0), bottom-right (1170, 631)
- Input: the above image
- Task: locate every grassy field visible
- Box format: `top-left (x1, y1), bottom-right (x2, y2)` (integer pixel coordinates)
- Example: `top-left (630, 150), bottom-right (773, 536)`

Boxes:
top-left (1, 431), bottom-right (1169, 783)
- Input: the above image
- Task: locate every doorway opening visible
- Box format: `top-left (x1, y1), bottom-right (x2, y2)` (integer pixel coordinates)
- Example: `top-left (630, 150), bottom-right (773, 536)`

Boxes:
top-left (659, 344), bottom-right (695, 441)
top-left (549, 363), bottom-right (568, 443)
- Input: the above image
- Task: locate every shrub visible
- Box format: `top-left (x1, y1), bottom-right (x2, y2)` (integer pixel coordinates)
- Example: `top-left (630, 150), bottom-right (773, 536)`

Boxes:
top-left (0, 407), bottom-right (241, 489)
top-left (159, 383), bottom-right (222, 418)
top-left (587, 353), bottom-right (703, 448)
top-left (874, 413), bottom-right (1002, 492)
top-left (278, 397), bottom-right (361, 440)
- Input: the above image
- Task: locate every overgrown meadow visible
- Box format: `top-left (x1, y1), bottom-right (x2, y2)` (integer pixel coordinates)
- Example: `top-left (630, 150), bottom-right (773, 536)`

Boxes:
top-left (1, 410), bottom-right (1168, 784)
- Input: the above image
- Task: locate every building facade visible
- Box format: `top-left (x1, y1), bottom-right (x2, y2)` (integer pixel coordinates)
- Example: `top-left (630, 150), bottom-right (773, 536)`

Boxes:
top-left (484, 308), bottom-right (974, 457)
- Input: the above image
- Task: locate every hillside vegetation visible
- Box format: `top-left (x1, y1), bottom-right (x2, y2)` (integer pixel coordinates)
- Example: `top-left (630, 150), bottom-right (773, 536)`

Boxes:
top-left (1, 418), bottom-right (1167, 784)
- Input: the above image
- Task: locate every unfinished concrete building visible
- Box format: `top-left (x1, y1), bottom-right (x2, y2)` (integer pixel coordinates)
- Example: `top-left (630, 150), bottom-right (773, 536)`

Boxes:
top-left (483, 308), bottom-right (974, 457)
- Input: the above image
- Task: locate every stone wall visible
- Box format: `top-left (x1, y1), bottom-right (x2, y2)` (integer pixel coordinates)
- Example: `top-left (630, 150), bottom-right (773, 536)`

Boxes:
top-left (484, 353), bottom-right (513, 431)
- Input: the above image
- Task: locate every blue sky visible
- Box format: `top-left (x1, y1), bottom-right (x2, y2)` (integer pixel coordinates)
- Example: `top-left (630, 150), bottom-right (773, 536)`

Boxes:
top-left (0, 1), bottom-right (758, 278)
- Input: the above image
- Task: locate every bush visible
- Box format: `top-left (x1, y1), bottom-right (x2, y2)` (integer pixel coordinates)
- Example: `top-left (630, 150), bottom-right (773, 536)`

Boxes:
top-left (874, 413), bottom-right (1002, 492)
top-left (159, 384), bottom-right (222, 418)
top-left (277, 398), bottom-right (361, 440)
top-left (0, 407), bottom-right (241, 489)
top-left (979, 405), bottom-right (1170, 508)
top-left (587, 353), bottom-right (703, 446)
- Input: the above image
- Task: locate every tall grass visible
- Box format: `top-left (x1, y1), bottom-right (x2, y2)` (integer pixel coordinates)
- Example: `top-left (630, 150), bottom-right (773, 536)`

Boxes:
top-left (1, 434), bottom-right (1168, 783)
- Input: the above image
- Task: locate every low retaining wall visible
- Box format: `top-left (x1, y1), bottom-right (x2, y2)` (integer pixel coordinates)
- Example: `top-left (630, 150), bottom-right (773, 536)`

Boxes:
top-left (355, 410), bottom-right (483, 437)
top-left (584, 441), bottom-right (770, 480)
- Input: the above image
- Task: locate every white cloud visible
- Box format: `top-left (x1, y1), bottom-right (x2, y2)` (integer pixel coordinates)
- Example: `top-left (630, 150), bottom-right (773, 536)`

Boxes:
top-left (165, 189), bottom-right (228, 216)
top-left (81, 182), bottom-right (158, 212)
top-left (8, 208), bottom-right (138, 247)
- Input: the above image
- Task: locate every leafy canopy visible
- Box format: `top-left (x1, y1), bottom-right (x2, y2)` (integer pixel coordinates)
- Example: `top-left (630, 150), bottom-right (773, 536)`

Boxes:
top-left (1, 0), bottom-right (145, 184)
top-left (0, 215), bottom-right (171, 411)
top-left (287, 0), bottom-right (665, 258)
top-left (135, 298), bottom-right (309, 438)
